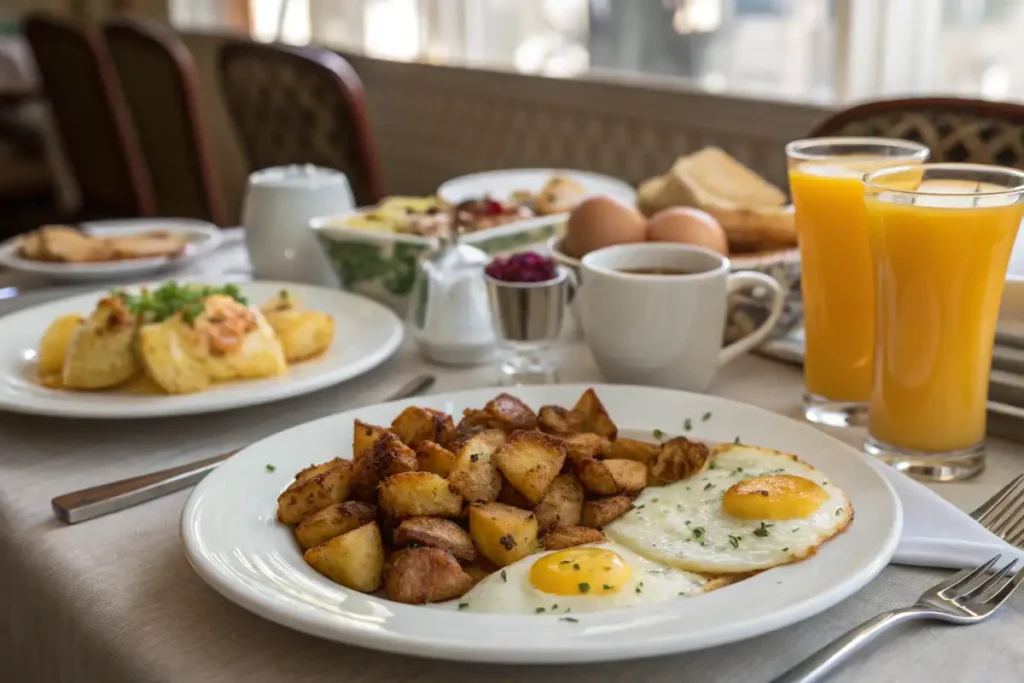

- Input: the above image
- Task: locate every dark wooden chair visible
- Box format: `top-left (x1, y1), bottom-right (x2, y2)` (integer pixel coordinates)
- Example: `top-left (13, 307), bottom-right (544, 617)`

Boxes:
top-left (218, 40), bottom-right (384, 206)
top-left (811, 97), bottom-right (1024, 168)
top-left (103, 19), bottom-right (228, 226)
top-left (24, 14), bottom-right (155, 219)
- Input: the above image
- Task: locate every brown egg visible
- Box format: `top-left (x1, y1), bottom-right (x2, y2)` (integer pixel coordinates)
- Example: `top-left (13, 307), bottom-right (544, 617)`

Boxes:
top-left (563, 196), bottom-right (647, 258)
top-left (645, 207), bottom-right (728, 256)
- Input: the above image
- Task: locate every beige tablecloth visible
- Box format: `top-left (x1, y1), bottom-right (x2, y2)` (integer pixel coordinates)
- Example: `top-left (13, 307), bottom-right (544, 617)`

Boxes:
top-left (1, 247), bottom-right (1023, 682)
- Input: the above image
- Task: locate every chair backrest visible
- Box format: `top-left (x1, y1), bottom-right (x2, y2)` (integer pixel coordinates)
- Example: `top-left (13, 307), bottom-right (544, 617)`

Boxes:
top-left (23, 14), bottom-right (154, 218)
top-left (103, 19), bottom-right (228, 226)
top-left (811, 97), bottom-right (1024, 168)
top-left (218, 40), bottom-right (384, 206)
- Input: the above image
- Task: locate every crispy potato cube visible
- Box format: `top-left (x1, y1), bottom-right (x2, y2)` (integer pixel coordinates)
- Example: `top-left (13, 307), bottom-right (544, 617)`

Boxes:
top-left (353, 420), bottom-right (391, 460)
top-left (384, 547), bottom-right (474, 604)
top-left (468, 502), bottom-right (539, 567)
top-left (394, 516), bottom-right (477, 562)
top-left (650, 437), bottom-right (709, 485)
top-left (581, 495), bottom-right (634, 528)
top-left (462, 557), bottom-right (498, 585)
top-left (574, 458), bottom-right (619, 496)
top-left (295, 501), bottom-right (377, 550)
top-left (448, 429), bottom-right (505, 502)
top-left (537, 405), bottom-right (585, 436)
top-left (493, 430), bottom-right (566, 504)
top-left (604, 459), bottom-right (648, 493)
top-left (445, 416), bottom-right (489, 453)
top-left (542, 526), bottom-right (606, 550)
top-left (277, 461), bottom-right (353, 524)
top-left (350, 433), bottom-right (418, 502)
top-left (482, 393), bottom-right (538, 431)
top-left (563, 433), bottom-right (611, 464)
top-left (533, 474), bottom-right (584, 531)
top-left (378, 471), bottom-right (463, 518)
top-left (415, 441), bottom-right (457, 477)
top-left (497, 477), bottom-right (533, 509)
top-left (294, 457), bottom-right (348, 484)
top-left (573, 388), bottom-right (617, 438)
top-left (607, 437), bottom-right (660, 468)
top-left (391, 406), bottom-right (455, 449)
top-left (304, 521), bottom-right (384, 592)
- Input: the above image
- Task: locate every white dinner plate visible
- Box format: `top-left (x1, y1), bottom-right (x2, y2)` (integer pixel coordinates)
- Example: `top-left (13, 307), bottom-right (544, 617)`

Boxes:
top-left (0, 218), bottom-right (224, 282)
top-left (0, 280), bottom-right (403, 419)
top-left (181, 384), bottom-right (901, 664)
top-left (437, 168), bottom-right (637, 209)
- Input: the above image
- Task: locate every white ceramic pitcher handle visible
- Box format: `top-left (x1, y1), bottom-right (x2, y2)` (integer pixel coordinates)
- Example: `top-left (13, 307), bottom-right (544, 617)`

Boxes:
top-left (718, 271), bottom-right (785, 367)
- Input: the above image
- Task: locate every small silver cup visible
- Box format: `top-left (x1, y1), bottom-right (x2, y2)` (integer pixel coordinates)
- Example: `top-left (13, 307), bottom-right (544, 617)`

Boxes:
top-left (484, 266), bottom-right (572, 385)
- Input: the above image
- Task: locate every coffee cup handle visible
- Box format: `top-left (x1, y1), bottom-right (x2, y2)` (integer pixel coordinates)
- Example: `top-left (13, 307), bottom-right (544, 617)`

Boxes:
top-left (718, 271), bottom-right (786, 367)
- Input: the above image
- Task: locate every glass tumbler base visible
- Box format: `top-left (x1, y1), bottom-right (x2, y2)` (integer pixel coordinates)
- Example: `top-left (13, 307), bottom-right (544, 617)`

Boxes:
top-left (802, 393), bottom-right (867, 428)
top-left (497, 342), bottom-right (559, 386)
top-left (864, 436), bottom-right (985, 482)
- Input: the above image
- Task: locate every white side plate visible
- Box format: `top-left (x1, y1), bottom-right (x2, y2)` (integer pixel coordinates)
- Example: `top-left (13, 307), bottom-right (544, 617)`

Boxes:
top-left (437, 168), bottom-right (637, 208)
top-left (182, 384), bottom-right (901, 664)
top-left (0, 280), bottom-right (403, 418)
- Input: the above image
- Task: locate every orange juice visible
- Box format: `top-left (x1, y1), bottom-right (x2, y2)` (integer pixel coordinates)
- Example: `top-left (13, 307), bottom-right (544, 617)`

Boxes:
top-left (865, 182), bottom-right (1023, 452)
top-left (789, 159), bottom-right (917, 402)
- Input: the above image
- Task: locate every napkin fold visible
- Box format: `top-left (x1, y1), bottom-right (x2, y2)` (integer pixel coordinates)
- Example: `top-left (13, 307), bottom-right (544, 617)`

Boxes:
top-left (867, 458), bottom-right (1024, 569)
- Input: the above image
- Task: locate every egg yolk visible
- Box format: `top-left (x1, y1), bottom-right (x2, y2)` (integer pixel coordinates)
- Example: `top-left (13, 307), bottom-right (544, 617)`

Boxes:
top-left (528, 547), bottom-right (632, 596)
top-left (722, 474), bottom-right (827, 520)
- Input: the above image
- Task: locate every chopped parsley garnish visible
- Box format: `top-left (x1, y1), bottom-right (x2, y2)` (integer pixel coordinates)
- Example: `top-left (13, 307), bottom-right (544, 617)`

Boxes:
top-left (458, 602), bottom-right (469, 610)
top-left (560, 560), bottom-right (572, 565)
top-left (703, 483), bottom-right (714, 491)
top-left (469, 453), bottom-right (479, 462)
top-left (651, 498), bottom-right (659, 503)
top-left (499, 534), bottom-right (516, 550)
top-left (753, 522), bottom-right (772, 537)
top-left (573, 563), bottom-right (580, 570)
top-left (635, 582), bottom-right (644, 594)
top-left (602, 584), bottom-right (614, 590)
top-left (702, 412), bottom-right (712, 421)
top-left (551, 604), bottom-right (558, 609)
top-left (500, 570), bottom-right (507, 582)
top-left (708, 461), bottom-right (719, 470)
top-left (684, 418), bottom-right (692, 431)
top-left (684, 519), bottom-right (691, 525)
top-left (652, 428), bottom-right (665, 439)
top-left (265, 464), bottom-right (276, 472)
top-left (535, 607), bottom-right (546, 613)
top-left (734, 436), bottom-right (741, 444)
top-left (822, 480), bottom-right (829, 485)
top-left (278, 289), bottom-right (289, 299)
top-left (635, 504), bottom-right (645, 510)
top-left (578, 582), bottom-right (590, 593)
top-left (835, 508), bottom-right (843, 517)
top-left (561, 617), bottom-right (579, 623)
top-left (728, 535), bottom-right (742, 548)
top-left (113, 282), bottom-right (248, 324)
top-left (692, 526), bottom-right (705, 539)
top-left (734, 467), bottom-right (744, 474)
top-left (782, 547), bottom-right (789, 552)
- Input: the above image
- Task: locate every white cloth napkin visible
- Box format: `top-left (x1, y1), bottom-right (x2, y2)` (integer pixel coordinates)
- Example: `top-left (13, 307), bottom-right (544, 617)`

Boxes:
top-left (868, 458), bottom-right (1024, 569)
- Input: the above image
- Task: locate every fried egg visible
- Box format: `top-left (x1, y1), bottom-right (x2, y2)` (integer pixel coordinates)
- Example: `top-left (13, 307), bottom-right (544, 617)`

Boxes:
top-left (450, 542), bottom-right (725, 615)
top-left (605, 444), bottom-right (852, 574)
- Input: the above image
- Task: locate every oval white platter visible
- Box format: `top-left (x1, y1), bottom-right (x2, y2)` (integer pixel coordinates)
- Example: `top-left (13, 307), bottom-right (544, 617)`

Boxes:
top-left (0, 280), bottom-right (403, 419)
top-left (181, 384), bottom-right (902, 664)
top-left (0, 218), bottom-right (225, 283)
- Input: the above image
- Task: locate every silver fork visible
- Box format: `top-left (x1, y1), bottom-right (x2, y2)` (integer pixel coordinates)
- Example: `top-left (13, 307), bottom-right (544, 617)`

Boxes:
top-left (972, 474), bottom-right (1024, 546)
top-left (772, 554), bottom-right (1024, 683)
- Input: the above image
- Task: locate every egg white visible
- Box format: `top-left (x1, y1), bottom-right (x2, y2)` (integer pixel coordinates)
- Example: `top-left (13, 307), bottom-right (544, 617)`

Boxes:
top-left (447, 542), bottom-right (721, 615)
top-left (604, 444), bottom-right (853, 574)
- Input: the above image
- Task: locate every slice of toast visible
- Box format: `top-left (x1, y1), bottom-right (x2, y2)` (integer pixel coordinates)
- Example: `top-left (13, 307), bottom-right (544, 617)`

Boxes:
top-left (38, 226), bottom-right (115, 263)
top-left (669, 147), bottom-right (787, 209)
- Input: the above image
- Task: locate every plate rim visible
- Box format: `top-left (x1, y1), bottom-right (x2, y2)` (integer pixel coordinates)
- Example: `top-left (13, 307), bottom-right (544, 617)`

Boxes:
top-left (436, 167), bottom-right (638, 206)
top-left (181, 383), bottom-right (902, 664)
top-left (0, 280), bottom-right (404, 419)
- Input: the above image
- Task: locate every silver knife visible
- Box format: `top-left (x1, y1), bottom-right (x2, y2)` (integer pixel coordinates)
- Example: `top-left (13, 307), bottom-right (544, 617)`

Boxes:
top-left (51, 374), bottom-right (436, 524)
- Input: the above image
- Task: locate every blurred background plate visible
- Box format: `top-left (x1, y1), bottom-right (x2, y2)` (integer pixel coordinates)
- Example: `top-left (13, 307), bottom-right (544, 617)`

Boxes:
top-left (437, 168), bottom-right (636, 208)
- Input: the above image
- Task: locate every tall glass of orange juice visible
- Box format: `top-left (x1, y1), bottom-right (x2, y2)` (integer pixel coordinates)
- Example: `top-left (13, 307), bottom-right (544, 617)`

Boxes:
top-left (786, 138), bottom-right (929, 427)
top-left (863, 163), bottom-right (1024, 481)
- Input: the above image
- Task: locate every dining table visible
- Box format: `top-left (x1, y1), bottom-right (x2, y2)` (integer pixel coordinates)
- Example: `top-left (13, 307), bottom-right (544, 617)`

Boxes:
top-left (1, 235), bottom-right (1023, 683)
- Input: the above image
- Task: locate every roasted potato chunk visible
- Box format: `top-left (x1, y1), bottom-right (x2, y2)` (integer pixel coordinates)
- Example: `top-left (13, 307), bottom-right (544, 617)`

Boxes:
top-left (445, 416), bottom-right (489, 453)
top-left (604, 459), bottom-right (648, 493)
top-left (294, 457), bottom-right (347, 484)
top-left (607, 437), bottom-right (660, 468)
top-left (574, 457), bottom-right (619, 496)
top-left (581, 495), bottom-right (634, 528)
top-left (498, 477), bottom-right (534, 509)
top-left (650, 437), bottom-right (709, 485)
top-left (573, 388), bottom-right (617, 438)
top-left (37, 313), bottom-right (84, 377)
top-left (295, 501), bottom-right (376, 550)
top-left (277, 461), bottom-right (353, 524)
top-left (350, 433), bottom-right (418, 502)
top-left (542, 526), bottom-right (606, 550)
top-left (537, 405), bottom-right (585, 436)
top-left (468, 502), bottom-right (539, 567)
top-left (384, 547), bottom-right (474, 604)
top-left (533, 473), bottom-right (584, 531)
top-left (563, 433), bottom-right (611, 464)
top-left (482, 393), bottom-right (538, 431)
top-left (493, 430), bottom-right (566, 504)
top-left (394, 516), bottom-right (477, 562)
top-left (353, 420), bottom-right (391, 461)
top-left (304, 521), bottom-right (384, 592)
top-left (378, 471), bottom-right (463, 518)
top-left (448, 429), bottom-right (505, 502)
top-left (415, 441), bottom-right (457, 477)
top-left (391, 406), bottom-right (455, 449)
top-left (462, 557), bottom-right (499, 585)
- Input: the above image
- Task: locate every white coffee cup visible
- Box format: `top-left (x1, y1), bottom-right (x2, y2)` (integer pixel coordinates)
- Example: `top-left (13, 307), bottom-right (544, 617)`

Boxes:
top-left (578, 243), bottom-right (785, 392)
top-left (242, 165), bottom-right (353, 286)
